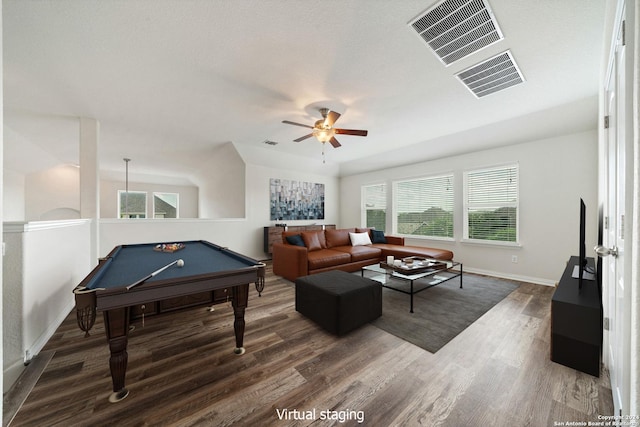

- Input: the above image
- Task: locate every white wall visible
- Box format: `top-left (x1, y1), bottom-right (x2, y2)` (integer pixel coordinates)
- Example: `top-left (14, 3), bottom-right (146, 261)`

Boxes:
top-left (2, 231), bottom-right (22, 383)
top-left (3, 169), bottom-right (24, 220)
top-left (3, 220), bottom-right (91, 392)
top-left (25, 164), bottom-right (80, 221)
top-left (98, 162), bottom-right (340, 260)
top-left (193, 142), bottom-right (245, 219)
top-left (100, 179), bottom-right (199, 219)
top-left (340, 130), bottom-right (598, 285)
top-left (5, 163), bottom-right (200, 221)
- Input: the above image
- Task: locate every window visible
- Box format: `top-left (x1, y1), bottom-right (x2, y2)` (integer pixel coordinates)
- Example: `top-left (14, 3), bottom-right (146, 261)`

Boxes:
top-left (153, 192), bottom-right (179, 218)
top-left (464, 164), bottom-right (518, 243)
top-left (394, 174), bottom-right (454, 238)
top-left (118, 191), bottom-right (147, 218)
top-left (362, 184), bottom-right (386, 231)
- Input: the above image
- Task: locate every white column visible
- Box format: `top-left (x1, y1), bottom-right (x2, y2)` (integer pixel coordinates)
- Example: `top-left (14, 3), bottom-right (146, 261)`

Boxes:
top-left (79, 117), bottom-right (100, 264)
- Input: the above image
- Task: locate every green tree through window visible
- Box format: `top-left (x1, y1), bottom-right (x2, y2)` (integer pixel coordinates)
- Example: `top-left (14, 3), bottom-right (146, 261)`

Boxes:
top-left (464, 165), bottom-right (518, 243)
top-left (394, 175), bottom-right (454, 238)
top-left (363, 184), bottom-right (386, 232)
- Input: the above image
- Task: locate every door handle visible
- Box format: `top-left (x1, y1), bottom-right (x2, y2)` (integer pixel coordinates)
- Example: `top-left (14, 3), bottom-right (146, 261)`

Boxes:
top-left (594, 245), bottom-right (618, 258)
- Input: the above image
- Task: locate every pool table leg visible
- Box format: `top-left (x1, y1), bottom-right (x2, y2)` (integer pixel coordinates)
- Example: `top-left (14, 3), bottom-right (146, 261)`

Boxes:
top-left (103, 307), bottom-right (131, 403)
top-left (231, 283), bottom-right (249, 355)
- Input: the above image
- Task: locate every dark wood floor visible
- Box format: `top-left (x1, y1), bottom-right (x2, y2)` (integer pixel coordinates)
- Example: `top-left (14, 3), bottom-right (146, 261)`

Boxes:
top-left (7, 265), bottom-right (613, 426)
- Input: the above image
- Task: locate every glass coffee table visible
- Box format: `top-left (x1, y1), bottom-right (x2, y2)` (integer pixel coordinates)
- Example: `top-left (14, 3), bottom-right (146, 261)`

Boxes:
top-left (361, 258), bottom-right (463, 313)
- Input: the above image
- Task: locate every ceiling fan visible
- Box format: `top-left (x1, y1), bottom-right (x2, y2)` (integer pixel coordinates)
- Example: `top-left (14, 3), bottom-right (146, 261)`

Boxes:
top-left (282, 108), bottom-right (368, 148)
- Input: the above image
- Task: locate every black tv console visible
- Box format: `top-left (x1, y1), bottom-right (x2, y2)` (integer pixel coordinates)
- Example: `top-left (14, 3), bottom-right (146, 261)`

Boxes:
top-left (550, 256), bottom-right (602, 377)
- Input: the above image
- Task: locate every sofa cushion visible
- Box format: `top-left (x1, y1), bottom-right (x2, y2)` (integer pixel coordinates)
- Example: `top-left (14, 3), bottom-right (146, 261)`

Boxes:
top-left (307, 249), bottom-right (352, 270)
top-left (370, 230), bottom-right (387, 244)
top-left (325, 228), bottom-right (354, 248)
top-left (301, 231), bottom-right (327, 251)
top-left (349, 232), bottom-right (372, 246)
top-left (332, 245), bottom-right (382, 262)
top-left (285, 234), bottom-right (305, 247)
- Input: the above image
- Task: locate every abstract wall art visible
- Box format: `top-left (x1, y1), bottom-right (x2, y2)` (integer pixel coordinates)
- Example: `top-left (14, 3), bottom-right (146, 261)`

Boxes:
top-left (269, 178), bottom-right (325, 220)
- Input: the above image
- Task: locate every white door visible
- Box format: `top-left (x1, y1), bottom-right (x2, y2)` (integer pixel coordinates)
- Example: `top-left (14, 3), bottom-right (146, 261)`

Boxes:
top-left (601, 6), bottom-right (628, 417)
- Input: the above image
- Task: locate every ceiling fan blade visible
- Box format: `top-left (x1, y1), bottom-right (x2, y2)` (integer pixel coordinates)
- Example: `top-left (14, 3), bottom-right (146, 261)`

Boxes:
top-left (294, 133), bottom-right (314, 142)
top-left (329, 137), bottom-right (342, 148)
top-left (334, 128), bottom-right (368, 137)
top-left (282, 120), bottom-right (314, 129)
top-left (323, 111), bottom-right (341, 128)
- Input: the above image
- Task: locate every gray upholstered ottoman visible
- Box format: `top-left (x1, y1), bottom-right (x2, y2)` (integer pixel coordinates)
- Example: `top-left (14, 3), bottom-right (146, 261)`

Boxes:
top-left (295, 270), bottom-right (382, 336)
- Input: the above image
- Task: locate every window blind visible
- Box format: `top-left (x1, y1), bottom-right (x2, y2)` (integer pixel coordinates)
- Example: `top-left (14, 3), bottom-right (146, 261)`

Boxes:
top-left (363, 184), bottom-right (387, 231)
top-left (394, 174), bottom-right (454, 238)
top-left (464, 165), bottom-right (518, 242)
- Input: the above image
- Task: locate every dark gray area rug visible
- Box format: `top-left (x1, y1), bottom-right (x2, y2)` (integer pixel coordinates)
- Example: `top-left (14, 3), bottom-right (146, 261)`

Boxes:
top-left (370, 273), bottom-right (519, 353)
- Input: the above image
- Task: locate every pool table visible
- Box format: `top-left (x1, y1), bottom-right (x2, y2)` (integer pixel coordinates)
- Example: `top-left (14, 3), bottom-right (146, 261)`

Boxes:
top-left (73, 240), bottom-right (265, 403)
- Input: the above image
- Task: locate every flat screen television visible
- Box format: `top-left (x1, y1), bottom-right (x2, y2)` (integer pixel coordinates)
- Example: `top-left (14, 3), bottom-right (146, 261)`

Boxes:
top-left (579, 198), bottom-right (587, 288)
top-left (575, 198), bottom-right (595, 289)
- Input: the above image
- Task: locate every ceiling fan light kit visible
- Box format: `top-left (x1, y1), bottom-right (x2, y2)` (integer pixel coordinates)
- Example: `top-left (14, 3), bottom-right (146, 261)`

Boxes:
top-left (313, 127), bottom-right (335, 143)
top-left (281, 107), bottom-right (368, 155)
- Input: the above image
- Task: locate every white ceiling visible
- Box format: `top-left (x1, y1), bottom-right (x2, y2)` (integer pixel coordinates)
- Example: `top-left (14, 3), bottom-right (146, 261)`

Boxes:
top-left (3, 0), bottom-right (606, 182)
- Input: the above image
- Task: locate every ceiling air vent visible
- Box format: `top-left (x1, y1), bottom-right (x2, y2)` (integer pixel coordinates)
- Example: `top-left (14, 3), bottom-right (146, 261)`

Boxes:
top-left (456, 50), bottom-right (525, 98)
top-left (409, 0), bottom-right (504, 66)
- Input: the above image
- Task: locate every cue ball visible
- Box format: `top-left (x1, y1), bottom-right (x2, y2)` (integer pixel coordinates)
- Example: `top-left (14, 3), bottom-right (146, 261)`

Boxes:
top-left (176, 259), bottom-right (184, 267)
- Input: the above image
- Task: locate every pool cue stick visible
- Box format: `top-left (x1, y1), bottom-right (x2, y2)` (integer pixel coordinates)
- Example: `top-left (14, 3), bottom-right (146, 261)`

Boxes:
top-left (126, 259), bottom-right (184, 290)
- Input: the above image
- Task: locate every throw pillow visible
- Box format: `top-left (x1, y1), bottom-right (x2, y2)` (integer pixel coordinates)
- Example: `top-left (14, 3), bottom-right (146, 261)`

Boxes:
top-left (371, 229), bottom-right (387, 244)
top-left (301, 231), bottom-right (323, 251)
top-left (349, 232), bottom-right (372, 246)
top-left (325, 229), bottom-right (351, 248)
top-left (285, 234), bottom-right (305, 247)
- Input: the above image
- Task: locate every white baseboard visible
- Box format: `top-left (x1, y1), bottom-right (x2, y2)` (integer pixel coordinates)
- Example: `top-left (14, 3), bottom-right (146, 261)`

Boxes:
top-left (24, 300), bottom-right (76, 364)
top-left (463, 266), bottom-right (557, 287)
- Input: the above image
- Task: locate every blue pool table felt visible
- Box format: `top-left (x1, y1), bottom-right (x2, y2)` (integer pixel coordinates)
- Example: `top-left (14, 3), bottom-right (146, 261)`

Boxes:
top-left (87, 241), bottom-right (257, 290)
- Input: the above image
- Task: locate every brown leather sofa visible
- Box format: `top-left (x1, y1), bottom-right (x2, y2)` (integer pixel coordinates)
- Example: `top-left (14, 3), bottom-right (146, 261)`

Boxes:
top-left (272, 227), bottom-right (454, 281)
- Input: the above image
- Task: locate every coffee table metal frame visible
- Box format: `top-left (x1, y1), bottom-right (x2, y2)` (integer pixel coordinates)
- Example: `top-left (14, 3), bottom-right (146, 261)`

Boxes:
top-left (361, 260), bottom-right (463, 313)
